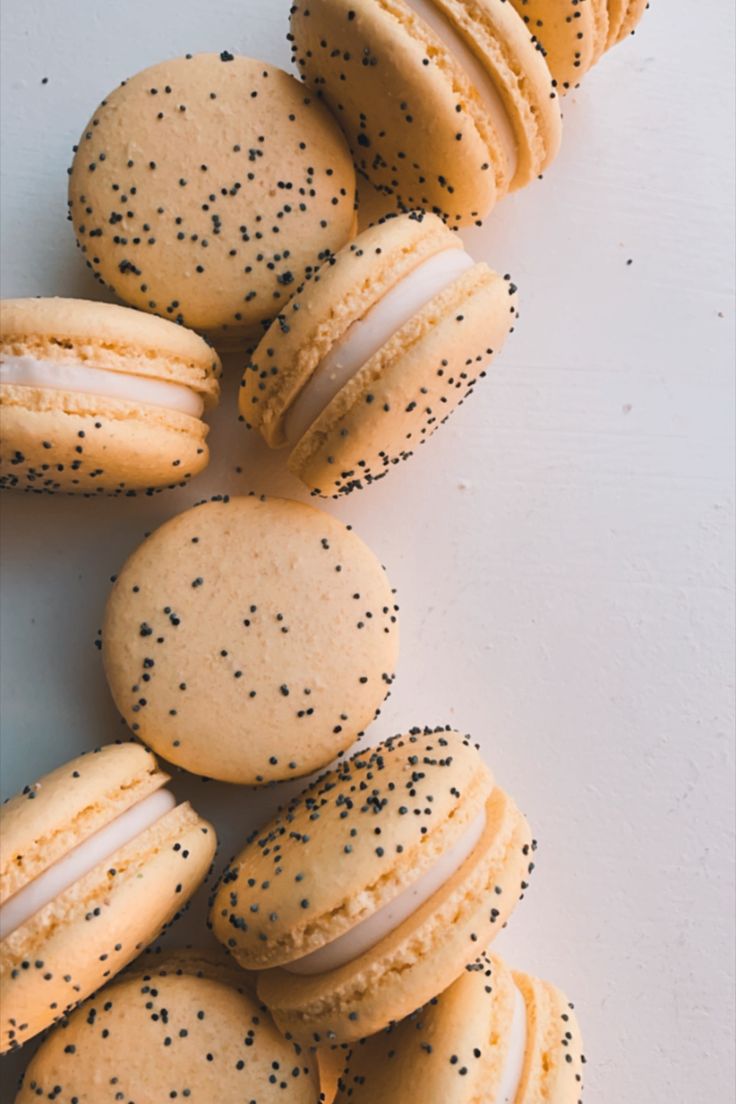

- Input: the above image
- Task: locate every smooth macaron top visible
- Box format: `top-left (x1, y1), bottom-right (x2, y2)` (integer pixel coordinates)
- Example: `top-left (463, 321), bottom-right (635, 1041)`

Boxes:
top-left (102, 494), bottom-right (399, 785)
top-left (15, 951), bottom-right (321, 1103)
top-left (289, 0), bottom-right (561, 225)
top-left (1, 297), bottom-right (221, 404)
top-left (0, 743), bottom-right (167, 906)
top-left (68, 53), bottom-right (357, 342)
top-left (211, 727), bottom-right (493, 969)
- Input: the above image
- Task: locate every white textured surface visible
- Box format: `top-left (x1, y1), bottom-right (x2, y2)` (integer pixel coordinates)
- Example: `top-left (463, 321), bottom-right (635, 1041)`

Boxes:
top-left (1, 1), bottom-right (734, 1099)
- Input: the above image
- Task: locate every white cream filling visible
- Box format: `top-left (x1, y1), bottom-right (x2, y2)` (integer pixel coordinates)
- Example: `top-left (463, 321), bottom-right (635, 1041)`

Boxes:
top-left (497, 983), bottom-right (528, 1103)
top-left (0, 355), bottom-right (205, 418)
top-left (0, 788), bottom-right (177, 940)
top-left (284, 248), bottom-right (476, 447)
top-left (285, 809), bottom-right (486, 976)
top-left (404, 0), bottom-right (518, 177)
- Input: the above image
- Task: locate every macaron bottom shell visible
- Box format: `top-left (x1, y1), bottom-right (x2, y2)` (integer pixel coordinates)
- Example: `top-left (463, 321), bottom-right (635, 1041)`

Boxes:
top-left (0, 802), bottom-right (215, 1053)
top-left (256, 787), bottom-right (533, 1046)
top-left (0, 384), bottom-right (211, 495)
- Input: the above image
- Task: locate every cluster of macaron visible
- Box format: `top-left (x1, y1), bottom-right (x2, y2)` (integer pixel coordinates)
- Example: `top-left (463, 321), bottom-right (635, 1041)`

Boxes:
top-left (1, 0), bottom-right (646, 498)
top-left (1, 0), bottom-right (650, 1099)
top-left (3, 493), bottom-right (585, 1102)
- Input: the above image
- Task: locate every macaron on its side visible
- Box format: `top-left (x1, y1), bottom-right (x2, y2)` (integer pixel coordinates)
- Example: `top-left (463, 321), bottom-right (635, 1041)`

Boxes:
top-left (241, 211), bottom-right (519, 499)
top-left (605, 0), bottom-right (648, 48)
top-left (288, 259), bottom-right (518, 498)
top-left (513, 970), bottom-right (586, 1102)
top-left (289, 0), bottom-right (507, 227)
top-left (0, 745), bottom-right (216, 1053)
top-left (425, 0), bottom-right (562, 189)
top-left (68, 54), bottom-right (357, 344)
top-left (331, 951), bottom-right (585, 1103)
top-left (102, 495), bottom-right (399, 785)
top-left (211, 728), bottom-right (534, 1045)
top-left (256, 784), bottom-right (533, 1045)
top-left (15, 953), bottom-right (321, 1103)
top-left (507, 0), bottom-right (609, 92)
top-left (0, 297), bottom-right (221, 495)
top-left (241, 212), bottom-right (457, 441)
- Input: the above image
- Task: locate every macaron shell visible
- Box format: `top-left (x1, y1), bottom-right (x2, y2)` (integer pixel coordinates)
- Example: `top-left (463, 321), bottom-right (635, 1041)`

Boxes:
top-left (211, 729), bottom-right (494, 969)
top-left (242, 212), bottom-right (459, 442)
top-left (15, 958), bottom-right (320, 1103)
top-left (606, 0), bottom-right (648, 48)
top-left (0, 384), bottom-right (210, 495)
top-left (507, 0), bottom-right (609, 91)
top-left (1, 802), bottom-right (215, 1053)
top-left (288, 264), bottom-right (519, 498)
top-left (0, 742), bottom-right (165, 904)
top-left (290, 0), bottom-right (506, 226)
top-left (69, 54), bottom-right (357, 342)
top-left (256, 787), bottom-right (534, 1046)
top-left (427, 0), bottom-right (562, 189)
top-left (1, 297), bottom-right (221, 399)
top-left (102, 495), bottom-right (399, 784)
top-left (513, 970), bottom-right (586, 1102)
top-left (332, 952), bottom-right (521, 1102)
top-left (317, 1048), bottom-right (342, 1103)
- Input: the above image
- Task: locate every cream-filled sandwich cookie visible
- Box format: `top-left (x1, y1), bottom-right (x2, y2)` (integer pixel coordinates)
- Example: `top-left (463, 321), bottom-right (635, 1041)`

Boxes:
top-left (333, 950), bottom-right (585, 1103)
top-left (15, 950), bottom-right (321, 1102)
top-left (0, 744), bottom-right (216, 1053)
top-left (604, 0), bottom-right (649, 49)
top-left (210, 727), bottom-right (535, 1046)
top-left (240, 211), bottom-right (519, 497)
top-left (102, 494), bottom-right (399, 785)
top-left (289, 0), bottom-right (562, 226)
top-left (68, 53), bottom-right (357, 345)
top-left (0, 297), bottom-right (220, 495)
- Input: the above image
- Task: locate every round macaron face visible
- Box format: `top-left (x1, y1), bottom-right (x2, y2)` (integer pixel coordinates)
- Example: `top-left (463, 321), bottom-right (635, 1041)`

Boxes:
top-left (241, 211), bottom-right (519, 498)
top-left (15, 952), bottom-right (321, 1103)
top-left (0, 297), bottom-right (221, 495)
top-left (211, 728), bottom-right (534, 1046)
top-left (333, 951), bottom-right (585, 1103)
top-left (289, 0), bottom-right (561, 226)
top-left (0, 744), bottom-right (216, 1053)
top-left (68, 53), bottom-right (358, 343)
top-left (102, 495), bottom-right (399, 785)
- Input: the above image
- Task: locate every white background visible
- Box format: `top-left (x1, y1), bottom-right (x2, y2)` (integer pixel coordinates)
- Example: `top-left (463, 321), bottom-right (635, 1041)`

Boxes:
top-left (1, 1), bottom-right (734, 1100)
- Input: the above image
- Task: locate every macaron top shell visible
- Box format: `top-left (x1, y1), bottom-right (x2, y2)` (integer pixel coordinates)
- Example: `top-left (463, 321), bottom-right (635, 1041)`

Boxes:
top-left (0, 743), bottom-right (167, 905)
top-left (68, 54), bottom-right (357, 342)
top-left (102, 495), bottom-right (399, 784)
top-left (15, 952), bottom-right (321, 1103)
top-left (1, 297), bottom-right (221, 403)
top-left (211, 727), bottom-right (493, 968)
top-left (508, 0), bottom-right (609, 91)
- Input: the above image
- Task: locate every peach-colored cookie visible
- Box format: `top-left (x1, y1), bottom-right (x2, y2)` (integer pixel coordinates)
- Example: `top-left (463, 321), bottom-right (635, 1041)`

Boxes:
top-left (211, 727), bottom-right (534, 1046)
top-left (240, 211), bottom-right (518, 497)
top-left (69, 53), bottom-right (357, 344)
top-left (0, 744), bottom-right (216, 1052)
top-left (0, 297), bottom-right (220, 495)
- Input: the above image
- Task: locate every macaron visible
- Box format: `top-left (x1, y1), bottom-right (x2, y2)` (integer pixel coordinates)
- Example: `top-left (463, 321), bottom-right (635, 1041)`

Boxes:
top-left (605, 0), bottom-right (649, 49)
top-left (240, 211), bottom-right (519, 498)
top-left (102, 494), bottom-right (399, 785)
top-left (0, 297), bottom-right (220, 496)
top-left (15, 950), bottom-right (322, 1102)
top-left (210, 727), bottom-right (535, 1046)
top-left (68, 53), bottom-right (358, 345)
top-left (0, 743), bottom-right (216, 1053)
top-left (507, 0), bottom-right (609, 92)
top-left (332, 949), bottom-right (585, 1103)
top-left (289, 0), bottom-right (562, 226)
